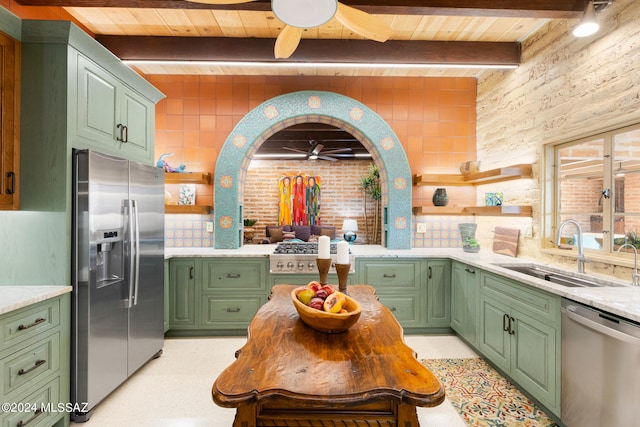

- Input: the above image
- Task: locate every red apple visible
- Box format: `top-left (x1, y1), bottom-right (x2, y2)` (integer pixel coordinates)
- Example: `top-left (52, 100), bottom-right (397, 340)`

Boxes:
top-left (307, 280), bottom-right (321, 292)
top-left (321, 284), bottom-right (335, 296)
top-left (314, 289), bottom-right (328, 300)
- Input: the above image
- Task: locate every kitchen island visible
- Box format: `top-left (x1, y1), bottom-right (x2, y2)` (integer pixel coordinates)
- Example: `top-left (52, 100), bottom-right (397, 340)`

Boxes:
top-left (212, 284), bottom-right (445, 427)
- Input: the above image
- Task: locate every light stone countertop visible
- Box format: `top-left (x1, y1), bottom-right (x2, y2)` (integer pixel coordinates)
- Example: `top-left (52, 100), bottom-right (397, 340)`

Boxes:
top-left (0, 286), bottom-right (72, 316)
top-left (166, 244), bottom-right (640, 323)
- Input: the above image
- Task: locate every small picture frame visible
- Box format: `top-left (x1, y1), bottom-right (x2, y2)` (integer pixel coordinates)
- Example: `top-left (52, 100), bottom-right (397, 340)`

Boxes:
top-left (178, 184), bottom-right (196, 205)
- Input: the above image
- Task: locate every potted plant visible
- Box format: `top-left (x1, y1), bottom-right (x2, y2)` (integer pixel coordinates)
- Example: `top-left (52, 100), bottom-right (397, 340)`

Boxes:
top-left (243, 219), bottom-right (258, 243)
top-left (614, 230), bottom-right (640, 250)
top-left (462, 237), bottom-right (481, 253)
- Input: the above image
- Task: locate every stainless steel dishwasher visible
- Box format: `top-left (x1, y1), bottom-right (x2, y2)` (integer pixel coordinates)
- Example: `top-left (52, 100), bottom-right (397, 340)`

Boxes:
top-left (561, 298), bottom-right (640, 427)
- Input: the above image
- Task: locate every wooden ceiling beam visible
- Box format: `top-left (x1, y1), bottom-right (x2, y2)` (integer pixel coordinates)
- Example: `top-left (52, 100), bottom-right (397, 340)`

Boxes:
top-left (13, 0), bottom-right (585, 19)
top-left (96, 35), bottom-right (521, 66)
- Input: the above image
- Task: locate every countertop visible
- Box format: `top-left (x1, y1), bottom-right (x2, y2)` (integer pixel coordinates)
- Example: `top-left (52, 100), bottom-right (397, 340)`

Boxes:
top-left (166, 245), bottom-right (640, 324)
top-left (0, 286), bottom-right (72, 316)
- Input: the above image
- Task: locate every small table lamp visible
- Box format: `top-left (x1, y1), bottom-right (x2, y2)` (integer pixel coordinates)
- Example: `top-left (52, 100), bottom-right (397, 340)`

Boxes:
top-left (342, 219), bottom-right (358, 244)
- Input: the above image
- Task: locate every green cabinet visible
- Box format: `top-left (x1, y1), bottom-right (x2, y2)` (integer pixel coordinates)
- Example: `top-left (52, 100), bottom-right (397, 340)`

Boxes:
top-left (269, 273), bottom-right (346, 287)
top-left (0, 294), bottom-right (71, 427)
top-left (478, 271), bottom-right (561, 416)
top-left (450, 261), bottom-right (479, 347)
top-left (76, 55), bottom-right (156, 163)
top-left (168, 259), bottom-right (197, 328)
top-left (355, 258), bottom-right (450, 330)
top-left (166, 257), bottom-right (269, 335)
top-left (200, 258), bottom-right (268, 330)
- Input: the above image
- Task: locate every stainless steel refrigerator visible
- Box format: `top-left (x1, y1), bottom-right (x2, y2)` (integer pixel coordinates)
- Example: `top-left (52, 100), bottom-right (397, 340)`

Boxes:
top-left (71, 149), bottom-right (165, 422)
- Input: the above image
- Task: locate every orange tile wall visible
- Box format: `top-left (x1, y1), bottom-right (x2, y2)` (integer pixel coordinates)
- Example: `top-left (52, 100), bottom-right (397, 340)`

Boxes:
top-left (148, 75), bottom-right (478, 210)
top-left (3, 2), bottom-right (93, 34)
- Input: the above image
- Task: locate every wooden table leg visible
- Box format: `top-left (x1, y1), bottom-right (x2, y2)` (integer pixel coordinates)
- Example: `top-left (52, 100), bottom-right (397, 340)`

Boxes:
top-left (397, 403), bottom-right (420, 427)
top-left (233, 405), bottom-right (257, 427)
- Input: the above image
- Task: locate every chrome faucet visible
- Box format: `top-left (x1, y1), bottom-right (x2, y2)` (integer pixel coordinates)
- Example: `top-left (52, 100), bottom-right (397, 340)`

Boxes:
top-left (555, 219), bottom-right (589, 274)
top-left (616, 244), bottom-right (640, 286)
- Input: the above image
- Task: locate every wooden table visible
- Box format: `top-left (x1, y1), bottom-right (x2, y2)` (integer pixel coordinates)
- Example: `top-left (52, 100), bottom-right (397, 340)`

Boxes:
top-left (212, 285), bottom-right (445, 427)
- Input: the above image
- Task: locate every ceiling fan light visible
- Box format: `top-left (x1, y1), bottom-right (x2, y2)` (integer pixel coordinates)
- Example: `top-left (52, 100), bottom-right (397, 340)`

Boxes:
top-left (272, 0), bottom-right (338, 29)
top-left (573, 1), bottom-right (600, 37)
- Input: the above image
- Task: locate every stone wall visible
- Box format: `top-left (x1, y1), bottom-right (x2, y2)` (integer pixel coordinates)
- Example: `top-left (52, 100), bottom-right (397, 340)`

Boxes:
top-left (476, 0), bottom-right (640, 275)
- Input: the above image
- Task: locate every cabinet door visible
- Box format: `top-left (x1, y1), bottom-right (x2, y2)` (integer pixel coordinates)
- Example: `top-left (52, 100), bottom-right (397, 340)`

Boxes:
top-left (0, 32), bottom-right (18, 209)
top-left (426, 260), bottom-right (450, 327)
top-left (76, 55), bottom-right (118, 146)
top-left (376, 294), bottom-right (422, 326)
top-left (119, 89), bottom-right (153, 160)
top-left (356, 259), bottom-right (422, 291)
top-left (450, 262), bottom-right (478, 346)
top-left (168, 259), bottom-right (197, 328)
top-left (479, 294), bottom-right (510, 373)
top-left (202, 258), bottom-right (267, 292)
top-left (511, 308), bottom-right (559, 413)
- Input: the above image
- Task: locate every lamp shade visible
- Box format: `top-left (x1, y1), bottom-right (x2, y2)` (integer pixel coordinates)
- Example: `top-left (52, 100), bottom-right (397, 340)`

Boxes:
top-left (272, 0), bottom-right (338, 29)
top-left (342, 219), bottom-right (358, 232)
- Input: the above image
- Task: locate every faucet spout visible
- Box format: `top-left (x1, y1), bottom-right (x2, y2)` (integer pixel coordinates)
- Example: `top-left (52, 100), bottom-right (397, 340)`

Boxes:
top-left (616, 243), bottom-right (640, 286)
top-left (556, 219), bottom-right (588, 274)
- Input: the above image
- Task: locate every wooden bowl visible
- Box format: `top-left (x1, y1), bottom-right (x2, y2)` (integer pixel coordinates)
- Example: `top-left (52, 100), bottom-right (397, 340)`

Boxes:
top-left (291, 287), bottom-right (362, 333)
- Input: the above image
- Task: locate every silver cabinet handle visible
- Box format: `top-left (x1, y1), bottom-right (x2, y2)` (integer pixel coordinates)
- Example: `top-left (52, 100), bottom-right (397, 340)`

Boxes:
top-left (383, 273), bottom-right (396, 278)
top-left (226, 273), bottom-right (241, 279)
top-left (226, 307), bottom-right (241, 313)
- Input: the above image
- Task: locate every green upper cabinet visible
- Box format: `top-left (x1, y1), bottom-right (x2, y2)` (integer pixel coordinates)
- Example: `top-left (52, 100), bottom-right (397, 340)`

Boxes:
top-left (76, 55), bottom-right (156, 162)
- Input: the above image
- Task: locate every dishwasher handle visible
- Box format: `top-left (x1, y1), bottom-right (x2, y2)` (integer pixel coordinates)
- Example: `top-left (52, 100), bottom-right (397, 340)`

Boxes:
top-left (562, 307), bottom-right (640, 346)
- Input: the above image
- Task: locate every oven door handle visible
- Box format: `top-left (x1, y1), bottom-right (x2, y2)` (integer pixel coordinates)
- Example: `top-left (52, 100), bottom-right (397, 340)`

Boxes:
top-left (562, 308), bottom-right (640, 346)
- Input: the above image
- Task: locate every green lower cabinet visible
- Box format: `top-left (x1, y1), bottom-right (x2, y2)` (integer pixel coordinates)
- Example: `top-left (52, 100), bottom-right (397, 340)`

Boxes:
top-left (164, 260), bottom-right (170, 333)
top-left (450, 262), bottom-right (479, 347)
top-left (200, 294), bottom-right (267, 329)
top-left (425, 260), bottom-right (451, 327)
top-left (168, 259), bottom-right (198, 328)
top-left (167, 257), bottom-right (269, 334)
top-left (479, 272), bottom-right (561, 417)
top-left (355, 258), bottom-right (450, 330)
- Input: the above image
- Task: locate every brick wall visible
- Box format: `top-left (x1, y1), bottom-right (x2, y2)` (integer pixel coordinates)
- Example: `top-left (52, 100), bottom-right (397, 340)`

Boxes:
top-left (244, 160), bottom-right (378, 243)
top-left (476, 0), bottom-right (640, 275)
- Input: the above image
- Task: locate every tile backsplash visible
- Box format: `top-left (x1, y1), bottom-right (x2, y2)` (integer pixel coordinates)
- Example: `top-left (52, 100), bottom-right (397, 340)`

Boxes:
top-left (165, 214), bottom-right (214, 247)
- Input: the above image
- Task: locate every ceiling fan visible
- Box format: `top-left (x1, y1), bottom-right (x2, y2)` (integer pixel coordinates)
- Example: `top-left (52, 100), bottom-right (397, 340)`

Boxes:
top-left (186, 0), bottom-right (393, 58)
top-left (283, 140), bottom-right (352, 161)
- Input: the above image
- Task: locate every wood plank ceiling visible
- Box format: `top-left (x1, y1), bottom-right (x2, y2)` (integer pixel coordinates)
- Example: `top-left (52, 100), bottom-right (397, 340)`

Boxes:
top-left (13, 1), bottom-right (587, 158)
top-left (15, 0), bottom-right (587, 78)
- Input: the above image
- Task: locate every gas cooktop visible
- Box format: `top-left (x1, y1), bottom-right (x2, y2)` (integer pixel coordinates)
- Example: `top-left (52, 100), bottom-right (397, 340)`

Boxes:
top-left (272, 242), bottom-right (338, 255)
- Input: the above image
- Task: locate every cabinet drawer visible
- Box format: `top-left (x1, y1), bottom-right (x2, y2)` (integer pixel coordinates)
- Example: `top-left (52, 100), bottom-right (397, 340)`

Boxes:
top-left (202, 259), bottom-right (267, 291)
top-left (376, 295), bottom-right (422, 326)
top-left (1, 332), bottom-right (60, 398)
top-left (1, 377), bottom-right (61, 427)
top-left (357, 259), bottom-right (423, 291)
top-left (480, 272), bottom-right (559, 324)
top-left (0, 299), bottom-right (60, 349)
top-left (201, 296), bottom-right (266, 326)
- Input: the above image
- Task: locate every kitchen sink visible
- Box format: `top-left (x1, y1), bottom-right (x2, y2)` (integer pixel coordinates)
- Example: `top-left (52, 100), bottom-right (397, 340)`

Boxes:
top-left (494, 263), bottom-right (626, 288)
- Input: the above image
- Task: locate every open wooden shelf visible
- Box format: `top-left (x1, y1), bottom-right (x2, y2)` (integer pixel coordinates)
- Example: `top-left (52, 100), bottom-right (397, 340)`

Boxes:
top-left (165, 204), bottom-right (212, 215)
top-left (412, 205), bottom-right (532, 217)
top-left (413, 164), bottom-right (532, 187)
top-left (164, 172), bottom-right (211, 185)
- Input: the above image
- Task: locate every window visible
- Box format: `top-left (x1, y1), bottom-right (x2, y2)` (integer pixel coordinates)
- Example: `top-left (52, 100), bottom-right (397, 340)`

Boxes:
top-left (552, 124), bottom-right (640, 254)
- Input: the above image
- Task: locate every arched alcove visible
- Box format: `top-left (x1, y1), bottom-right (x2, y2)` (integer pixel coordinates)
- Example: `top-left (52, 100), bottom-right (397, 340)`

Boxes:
top-left (214, 90), bottom-right (412, 249)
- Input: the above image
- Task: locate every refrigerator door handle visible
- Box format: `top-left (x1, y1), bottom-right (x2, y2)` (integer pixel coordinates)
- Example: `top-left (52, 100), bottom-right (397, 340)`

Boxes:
top-left (126, 199), bottom-right (136, 309)
top-left (132, 200), bottom-right (140, 306)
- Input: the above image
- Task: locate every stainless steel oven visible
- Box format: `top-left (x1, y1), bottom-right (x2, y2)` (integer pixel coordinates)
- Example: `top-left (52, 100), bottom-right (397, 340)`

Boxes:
top-left (561, 298), bottom-right (640, 427)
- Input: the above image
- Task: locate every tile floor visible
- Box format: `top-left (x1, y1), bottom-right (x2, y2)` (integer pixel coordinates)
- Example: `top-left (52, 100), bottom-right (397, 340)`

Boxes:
top-left (71, 335), bottom-right (478, 427)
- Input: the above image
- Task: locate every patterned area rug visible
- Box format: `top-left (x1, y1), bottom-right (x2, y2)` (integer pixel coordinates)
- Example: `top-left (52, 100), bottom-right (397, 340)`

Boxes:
top-left (421, 358), bottom-right (559, 427)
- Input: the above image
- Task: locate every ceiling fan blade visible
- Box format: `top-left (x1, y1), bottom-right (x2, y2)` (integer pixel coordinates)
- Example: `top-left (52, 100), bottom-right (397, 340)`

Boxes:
top-left (186, 0), bottom-right (256, 4)
top-left (334, 2), bottom-right (393, 43)
top-left (320, 147), bottom-right (352, 155)
top-left (274, 25), bottom-right (303, 59)
top-left (317, 155), bottom-right (338, 162)
top-left (311, 143), bottom-right (325, 156)
top-left (282, 146), bottom-right (309, 155)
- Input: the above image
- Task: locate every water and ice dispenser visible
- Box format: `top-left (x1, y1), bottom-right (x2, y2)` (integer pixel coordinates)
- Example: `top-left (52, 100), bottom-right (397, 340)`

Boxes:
top-left (95, 229), bottom-right (124, 285)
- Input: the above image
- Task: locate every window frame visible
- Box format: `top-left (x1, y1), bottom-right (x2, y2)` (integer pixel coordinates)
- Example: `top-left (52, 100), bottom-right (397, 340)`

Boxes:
top-left (543, 122), bottom-right (640, 266)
